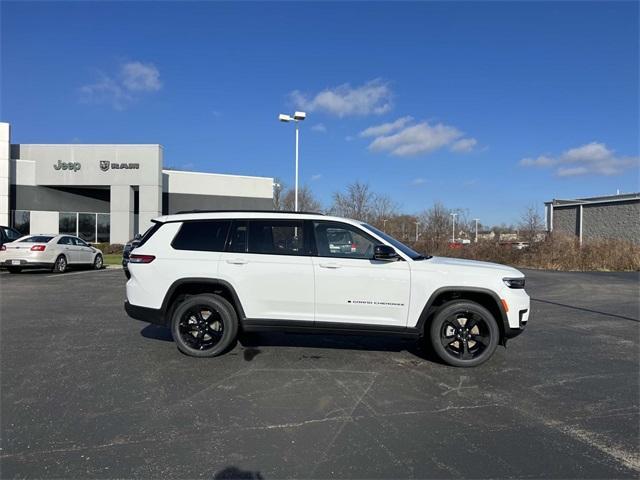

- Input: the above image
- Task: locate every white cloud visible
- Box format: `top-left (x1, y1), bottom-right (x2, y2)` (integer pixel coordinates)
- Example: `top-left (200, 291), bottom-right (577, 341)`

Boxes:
top-left (411, 177), bottom-right (426, 185)
top-left (311, 123), bottom-right (327, 133)
top-left (367, 120), bottom-right (476, 157)
top-left (290, 79), bottom-right (393, 117)
top-left (80, 61), bottom-right (162, 110)
top-left (311, 174), bottom-right (323, 181)
top-left (359, 116), bottom-right (413, 138)
top-left (451, 137), bottom-right (478, 153)
top-left (520, 142), bottom-right (639, 176)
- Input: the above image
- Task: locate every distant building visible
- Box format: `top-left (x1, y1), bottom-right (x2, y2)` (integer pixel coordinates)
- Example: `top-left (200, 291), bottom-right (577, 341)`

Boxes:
top-left (477, 231), bottom-right (495, 241)
top-left (499, 233), bottom-right (518, 242)
top-left (545, 193), bottom-right (640, 244)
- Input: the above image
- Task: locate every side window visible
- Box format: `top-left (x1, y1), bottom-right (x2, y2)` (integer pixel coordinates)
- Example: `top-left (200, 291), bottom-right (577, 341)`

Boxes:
top-left (227, 221), bottom-right (248, 253)
top-left (313, 221), bottom-right (377, 259)
top-left (57, 236), bottom-right (72, 245)
top-left (74, 237), bottom-right (89, 247)
top-left (248, 220), bottom-right (305, 256)
top-left (172, 220), bottom-right (231, 252)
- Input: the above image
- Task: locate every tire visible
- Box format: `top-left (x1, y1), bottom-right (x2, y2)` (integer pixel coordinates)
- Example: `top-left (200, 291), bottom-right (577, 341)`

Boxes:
top-left (429, 300), bottom-right (499, 367)
top-left (171, 293), bottom-right (238, 358)
top-left (52, 255), bottom-right (67, 274)
top-left (7, 267), bottom-right (21, 274)
top-left (93, 254), bottom-right (103, 270)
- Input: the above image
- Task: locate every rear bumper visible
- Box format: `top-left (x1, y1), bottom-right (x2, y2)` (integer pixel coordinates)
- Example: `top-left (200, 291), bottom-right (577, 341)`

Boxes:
top-left (124, 301), bottom-right (166, 326)
top-left (0, 260), bottom-right (54, 269)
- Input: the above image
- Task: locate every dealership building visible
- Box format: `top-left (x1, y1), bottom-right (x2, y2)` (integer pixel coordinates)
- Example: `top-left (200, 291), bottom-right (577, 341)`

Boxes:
top-left (0, 123), bottom-right (274, 244)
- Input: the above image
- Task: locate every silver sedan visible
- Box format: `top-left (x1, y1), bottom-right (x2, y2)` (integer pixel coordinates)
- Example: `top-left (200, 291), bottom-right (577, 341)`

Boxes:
top-left (0, 234), bottom-right (103, 273)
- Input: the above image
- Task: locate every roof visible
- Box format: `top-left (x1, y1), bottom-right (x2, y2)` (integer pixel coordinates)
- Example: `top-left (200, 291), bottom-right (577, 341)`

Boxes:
top-left (154, 210), bottom-right (349, 224)
top-left (546, 192), bottom-right (640, 207)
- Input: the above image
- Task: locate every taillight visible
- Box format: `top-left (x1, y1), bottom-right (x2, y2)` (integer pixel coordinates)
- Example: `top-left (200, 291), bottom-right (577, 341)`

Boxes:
top-left (0, 245), bottom-right (5, 251)
top-left (31, 245), bottom-right (46, 251)
top-left (129, 254), bottom-right (155, 264)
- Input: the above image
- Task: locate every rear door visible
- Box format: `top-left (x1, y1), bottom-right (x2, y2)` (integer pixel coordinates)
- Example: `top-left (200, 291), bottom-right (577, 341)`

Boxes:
top-left (217, 219), bottom-right (315, 322)
top-left (311, 221), bottom-right (411, 327)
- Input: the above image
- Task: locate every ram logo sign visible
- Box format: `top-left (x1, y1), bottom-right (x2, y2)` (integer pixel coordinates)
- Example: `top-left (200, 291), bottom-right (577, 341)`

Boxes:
top-left (99, 160), bottom-right (110, 172)
top-left (98, 161), bottom-right (140, 171)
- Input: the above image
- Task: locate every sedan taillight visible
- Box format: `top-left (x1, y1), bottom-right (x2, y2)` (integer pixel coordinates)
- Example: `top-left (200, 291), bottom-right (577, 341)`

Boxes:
top-left (0, 245), bottom-right (5, 251)
top-left (129, 254), bottom-right (155, 264)
top-left (31, 245), bottom-right (46, 251)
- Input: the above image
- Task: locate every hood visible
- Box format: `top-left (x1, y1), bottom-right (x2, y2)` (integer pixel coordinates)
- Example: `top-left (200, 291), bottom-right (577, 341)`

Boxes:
top-left (419, 256), bottom-right (523, 277)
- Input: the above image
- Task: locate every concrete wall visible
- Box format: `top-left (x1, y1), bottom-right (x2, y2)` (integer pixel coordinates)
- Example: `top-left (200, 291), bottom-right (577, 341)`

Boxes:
top-left (30, 211), bottom-right (59, 235)
top-left (583, 200), bottom-right (640, 243)
top-left (552, 206), bottom-right (579, 237)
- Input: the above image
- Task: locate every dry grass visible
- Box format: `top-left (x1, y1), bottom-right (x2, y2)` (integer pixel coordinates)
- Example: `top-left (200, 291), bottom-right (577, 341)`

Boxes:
top-left (411, 234), bottom-right (640, 272)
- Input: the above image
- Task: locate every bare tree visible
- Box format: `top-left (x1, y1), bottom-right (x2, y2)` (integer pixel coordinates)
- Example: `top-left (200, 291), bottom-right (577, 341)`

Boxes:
top-left (281, 185), bottom-right (322, 212)
top-left (370, 194), bottom-right (399, 228)
top-left (519, 205), bottom-right (544, 242)
top-left (417, 201), bottom-right (452, 250)
top-left (330, 181), bottom-right (374, 221)
top-left (273, 178), bottom-right (285, 210)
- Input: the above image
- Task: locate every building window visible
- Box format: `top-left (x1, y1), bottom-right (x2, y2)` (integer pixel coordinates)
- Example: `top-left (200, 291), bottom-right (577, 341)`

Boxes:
top-left (12, 210), bottom-right (30, 235)
top-left (97, 214), bottom-right (110, 243)
top-left (78, 213), bottom-right (97, 243)
top-left (59, 212), bottom-right (78, 236)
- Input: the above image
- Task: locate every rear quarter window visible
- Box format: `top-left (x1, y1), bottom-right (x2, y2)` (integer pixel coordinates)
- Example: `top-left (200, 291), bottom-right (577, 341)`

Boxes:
top-left (171, 220), bottom-right (231, 252)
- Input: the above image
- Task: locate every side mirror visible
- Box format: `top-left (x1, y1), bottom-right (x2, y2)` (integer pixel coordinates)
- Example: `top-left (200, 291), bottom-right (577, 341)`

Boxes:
top-left (373, 244), bottom-right (400, 261)
top-left (134, 233), bottom-right (142, 240)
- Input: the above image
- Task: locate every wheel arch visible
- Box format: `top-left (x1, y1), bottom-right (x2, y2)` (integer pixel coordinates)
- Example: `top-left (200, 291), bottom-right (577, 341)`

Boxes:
top-left (161, 278), bottom-right (246, 326)
top-left (416, 287), bottom-right (509, 345)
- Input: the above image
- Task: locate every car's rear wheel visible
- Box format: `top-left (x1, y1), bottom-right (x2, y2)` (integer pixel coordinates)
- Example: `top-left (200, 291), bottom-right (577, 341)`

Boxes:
top-left (52, 255), bottom-right (67, 274)
top-left (171, 294), bottom-right (238, 357)
top-left (7, 267), bottom-right (21, 274)
top-left (429, 300), bottom-right (499, 367)
top-left (93, 254), bottom-right (103, 270)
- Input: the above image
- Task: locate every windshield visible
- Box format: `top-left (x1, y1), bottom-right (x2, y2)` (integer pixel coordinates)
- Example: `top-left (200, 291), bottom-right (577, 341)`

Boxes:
top-left (361, 224), bottom-right (430, 260)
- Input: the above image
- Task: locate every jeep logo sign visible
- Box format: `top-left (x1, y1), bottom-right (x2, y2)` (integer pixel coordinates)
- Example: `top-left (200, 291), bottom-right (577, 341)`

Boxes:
top-left (99, 161), bottom-right (140, 171)
top-left (53, 160), bottom-right (81, 171)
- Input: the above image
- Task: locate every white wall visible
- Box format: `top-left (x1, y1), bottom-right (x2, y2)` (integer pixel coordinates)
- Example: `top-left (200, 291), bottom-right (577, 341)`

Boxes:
top-left (30, 210), bottom-right (59, 235)
top-left (163, 169), bottom-right (273, 198)
top-left (0, 123), bottom-right (10, 226)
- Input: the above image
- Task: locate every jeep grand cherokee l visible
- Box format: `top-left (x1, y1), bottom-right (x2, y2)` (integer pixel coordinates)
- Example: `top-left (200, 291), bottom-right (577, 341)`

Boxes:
top-left (124, 211), bottom-right (530, 367)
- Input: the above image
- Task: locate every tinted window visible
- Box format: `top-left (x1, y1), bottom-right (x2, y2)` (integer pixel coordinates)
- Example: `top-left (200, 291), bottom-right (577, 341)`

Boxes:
top-left (74, 237), bottom-right (89, 247)
top-left (313, 221), bottom-right (376, 259)
top-left (57, 236), bottom-right (73, 245)
top-left (12, 211), bottom-right (30, 235)
top-left (2, 227), bottom-right (21, 241)
top-left (172, 220), bottom-right (231, 252)
top-left (227, 221), bottom-right (248, 253)
top-left (59, 212), bottom-right (77, 236)
top-left (97, 214), bottom-right (110, 243)
top-left (21, 236), bottom-right (54, 243)
top-left (248, 220), bottom-right (304, 255)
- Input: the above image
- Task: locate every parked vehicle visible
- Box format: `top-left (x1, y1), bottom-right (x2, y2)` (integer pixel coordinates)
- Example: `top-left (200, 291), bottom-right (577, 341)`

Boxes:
top-left (0, 226), bottom-right (22, 248)
top-left (124, 211), bottom-right (530, 367)
top-left (122, 233), bottom-right (143, 278)
top-left (0, 234), bottom-right (103, 273)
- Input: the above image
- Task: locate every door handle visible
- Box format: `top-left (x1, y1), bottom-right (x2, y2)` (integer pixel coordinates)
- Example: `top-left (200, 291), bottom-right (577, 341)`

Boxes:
top-left (226, 259), bottom-right (248, 265)
top-left (319, 262), bottom-right (341, 269)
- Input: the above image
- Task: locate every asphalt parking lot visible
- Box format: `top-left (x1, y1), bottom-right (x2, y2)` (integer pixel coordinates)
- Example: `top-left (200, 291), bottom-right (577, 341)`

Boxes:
top-left (1, 267), bottom-right (639, 479)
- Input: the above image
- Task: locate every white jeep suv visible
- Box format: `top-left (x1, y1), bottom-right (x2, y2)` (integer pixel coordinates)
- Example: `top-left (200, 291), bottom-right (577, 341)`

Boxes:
top-left (124, 211), bottom-right (530, 367)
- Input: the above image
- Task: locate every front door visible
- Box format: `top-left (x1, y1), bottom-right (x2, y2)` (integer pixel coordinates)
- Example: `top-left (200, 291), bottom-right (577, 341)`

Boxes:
top-left (311, 221), bottom-right (411, 327)
top-left (74, 238), bottom-right (94, 263)
top-left (218, 219), bottom-right (315, 322)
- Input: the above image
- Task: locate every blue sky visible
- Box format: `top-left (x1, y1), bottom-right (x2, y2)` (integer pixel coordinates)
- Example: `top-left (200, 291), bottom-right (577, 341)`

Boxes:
top-left (1, 1), bottom-right (638, 225)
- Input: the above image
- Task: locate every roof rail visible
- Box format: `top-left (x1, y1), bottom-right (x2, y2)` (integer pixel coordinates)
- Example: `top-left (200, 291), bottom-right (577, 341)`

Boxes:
top-left (174, 209), bottom-right (325, 215)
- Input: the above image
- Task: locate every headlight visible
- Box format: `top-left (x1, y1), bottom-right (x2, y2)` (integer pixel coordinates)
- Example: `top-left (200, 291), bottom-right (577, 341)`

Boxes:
top-left (503, 277), bottom-right (525, 289)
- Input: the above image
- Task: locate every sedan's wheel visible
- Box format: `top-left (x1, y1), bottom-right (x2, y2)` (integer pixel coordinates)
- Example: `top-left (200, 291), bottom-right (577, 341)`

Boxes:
top-left (93, 254), bottom-right (103, 270)
top-left (171, 294), bottom-right (238, 358)
top-left (52, 255), bottom-right (67, 274)
top-left (429, 300), bottom-right (499, 367)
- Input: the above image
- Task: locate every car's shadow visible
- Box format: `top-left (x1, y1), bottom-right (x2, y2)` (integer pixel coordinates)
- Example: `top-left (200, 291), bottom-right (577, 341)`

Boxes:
top-left (139, 324), bottom-right (442, 363)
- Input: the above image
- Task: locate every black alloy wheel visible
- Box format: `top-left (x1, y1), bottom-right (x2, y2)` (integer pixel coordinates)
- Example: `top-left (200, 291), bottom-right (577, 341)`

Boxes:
top-left (429, 300), bottom-right (499, 367)
top-left (171, 294), bottom-right (238, 357)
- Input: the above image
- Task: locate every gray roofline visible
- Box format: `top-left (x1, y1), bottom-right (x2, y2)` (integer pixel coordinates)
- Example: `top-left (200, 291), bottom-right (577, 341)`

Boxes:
top-left (545, 194), bottom-right (640, 207)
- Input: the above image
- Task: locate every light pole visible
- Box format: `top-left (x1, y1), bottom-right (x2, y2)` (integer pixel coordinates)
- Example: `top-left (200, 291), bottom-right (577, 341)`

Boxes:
top-left (383, 218), bottom-right (388, 233)
top-left (415, 221), bottom-right (420, 242)
top-left (278, 111), bottom-right (306, 211)
top-left (474, 218), bottom-right (479, 243)
top-left (450, 213), bottom-right (457, 243)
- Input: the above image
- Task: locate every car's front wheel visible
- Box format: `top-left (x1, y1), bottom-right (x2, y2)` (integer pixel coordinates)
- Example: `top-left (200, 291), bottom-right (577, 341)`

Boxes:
top-left (171, 294), bottom-right (238, 357)
top-left (429, 300), bottom-right (499, 367)
top-left (93, 254), bottom-right (103, 270)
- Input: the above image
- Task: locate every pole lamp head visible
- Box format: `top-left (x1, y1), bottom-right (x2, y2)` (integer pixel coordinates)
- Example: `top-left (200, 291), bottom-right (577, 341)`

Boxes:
top-left (279, 114), bottom-right (292, 122)
top-left (293, 111), bottom-right (306, 121)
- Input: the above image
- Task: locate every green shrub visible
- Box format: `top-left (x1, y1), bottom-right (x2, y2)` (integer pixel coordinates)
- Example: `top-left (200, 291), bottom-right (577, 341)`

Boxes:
top-left (94, 243), bottom-right (124, 255)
